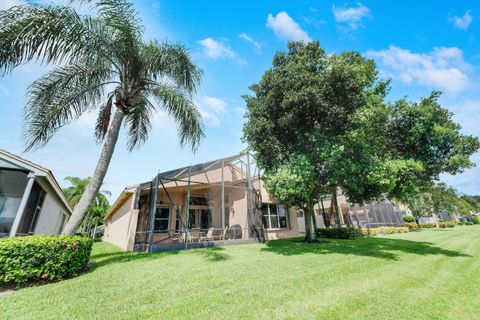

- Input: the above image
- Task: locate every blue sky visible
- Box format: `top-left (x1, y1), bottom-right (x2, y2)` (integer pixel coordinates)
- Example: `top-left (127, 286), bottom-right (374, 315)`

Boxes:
top-left (0, 0), bottom-right (479, 200)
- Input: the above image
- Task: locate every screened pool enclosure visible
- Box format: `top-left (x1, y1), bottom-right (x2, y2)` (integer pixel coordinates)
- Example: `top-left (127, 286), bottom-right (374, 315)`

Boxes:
top-left (132, 153), bottom-right (268, 252)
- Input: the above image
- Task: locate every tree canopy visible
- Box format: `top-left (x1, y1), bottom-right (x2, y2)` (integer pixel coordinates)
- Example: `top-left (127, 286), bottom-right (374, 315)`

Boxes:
top-left (0, 0), bottom-right (204, 234)
top-left (243, 41), bottom-right (479, 241)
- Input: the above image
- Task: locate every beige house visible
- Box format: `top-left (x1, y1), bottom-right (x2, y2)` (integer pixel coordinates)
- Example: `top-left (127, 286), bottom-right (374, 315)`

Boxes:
top-left (103, 153), bottom-right (299, 252)
top-left (0, 149), bottom-right (72, 237)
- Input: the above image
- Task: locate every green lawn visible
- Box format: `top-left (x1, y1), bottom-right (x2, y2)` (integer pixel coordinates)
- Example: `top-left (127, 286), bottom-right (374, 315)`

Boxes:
top-left (1, 226), bottom-right (479, 319)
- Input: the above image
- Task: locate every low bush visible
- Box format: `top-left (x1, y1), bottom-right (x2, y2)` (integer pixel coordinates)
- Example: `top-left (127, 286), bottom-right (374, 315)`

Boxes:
top-left (447, 222), bottom-right (455, 228)
top-left (359, 227), bottom-right (409, 236)
top-left (0, 235), bottom-right (93, 286)
top-left (466, 221), bottom-right (474, 225)
top-left (402, 215), bottom-right (415, 223)
top-left (472, 216), bottom-right (480, 224)
top-left (438, 222), bottom-right (448, 228)
top-left (316, 227), bottom-right (361, 239)
top-left (402, 223), bottom-right (420, 232)
top-left (419, 223), bottom-right (436, 228)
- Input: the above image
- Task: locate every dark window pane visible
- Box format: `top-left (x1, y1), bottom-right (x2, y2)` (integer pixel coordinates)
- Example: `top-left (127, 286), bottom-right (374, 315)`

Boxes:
top-left (189, 197), bottom-right (210, 206)
top-left (277, 205), bottom-right (286, 217)
top-left (261, 204), bottom-right (269, 216)
top-left (155, 207), bottom-right (169, 219)
top-left (270, 216), bottom-right (279, 229)
top-left (269, 204), bottom-right (277, 216)
top-left (262, 215), bottom-right (268, 229)
top-left (200, 209), bottom-right (211, 230)
top-left (279, 216), bottom-right (287, 229)
top-left (154, 219), bottom-right (169, 231)
top-left (188, 209), bottom-right (197, 228)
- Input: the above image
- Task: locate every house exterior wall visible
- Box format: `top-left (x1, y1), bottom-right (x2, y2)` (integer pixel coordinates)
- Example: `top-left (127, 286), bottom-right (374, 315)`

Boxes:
top-left (104, 194), bottom-right (134, 250)
top-left (264, 207), bottom-right (300, 240)
top-left (34, 193), bottom-right (68, 235)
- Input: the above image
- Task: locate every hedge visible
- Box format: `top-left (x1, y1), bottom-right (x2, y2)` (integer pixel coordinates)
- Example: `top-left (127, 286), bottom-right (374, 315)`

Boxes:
top-left (402, 222), bottom-right (420, 232)
top-left (438, 222), bottom-right (456, 228)
top-left (0, 235), bottom-right (93, 285)
top-left (402, 215), bottom-right (415, 223)
top-left (316, 227), bottom-right (361, 239)
top-left (359, 226), bottom-right (409, 236)
top-left (419, 223), bottom-right (436, 228)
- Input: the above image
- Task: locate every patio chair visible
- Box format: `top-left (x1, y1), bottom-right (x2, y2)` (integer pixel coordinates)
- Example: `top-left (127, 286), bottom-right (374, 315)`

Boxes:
top-left (201, 228), bottom-right (215, 241)
top-left (188, 229), bottom-right (202, 242)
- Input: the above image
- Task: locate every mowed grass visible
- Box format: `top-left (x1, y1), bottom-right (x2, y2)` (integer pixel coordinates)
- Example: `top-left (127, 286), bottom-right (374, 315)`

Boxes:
top-left (1, 226), bottom-right (479, 320)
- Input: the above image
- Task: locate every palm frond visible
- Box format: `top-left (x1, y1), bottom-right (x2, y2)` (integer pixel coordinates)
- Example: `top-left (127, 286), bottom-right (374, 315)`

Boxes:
top-left (24, 58), bottom-right (116, 150)
top-left (95, 93), bottom-right (114, 142)
top-left (142, 41), bottom-right (202, 95)
top-left (0, 5), bottom-right (116, 75)
top-left (149, 83), bottom-right (204, 151)
top-left (124, 94), bottom-right (154, 151)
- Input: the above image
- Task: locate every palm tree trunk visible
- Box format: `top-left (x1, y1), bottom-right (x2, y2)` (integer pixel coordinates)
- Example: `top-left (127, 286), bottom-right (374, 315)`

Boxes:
top-left (63, 108), bottom-right (124, 235)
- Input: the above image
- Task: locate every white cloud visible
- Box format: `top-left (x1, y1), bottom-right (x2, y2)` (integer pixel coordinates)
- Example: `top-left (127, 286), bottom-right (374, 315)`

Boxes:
top-left (0, 0), bottom-right (24, 10)
top-left (202, 96), bottom-right (226, 113)
top-left (266, 11), bottom-right (312, 42)
top-left (333, 3), bottom-right (370, 32)
top-left (366, 45), bottom-right (472, 93)
top-left (449, 10), bottom-right (473, 30)
top-left (238, 33), bottom-right (262, 51)
top-left (198, 38), bottom-right (235, 59)
top-left (198, 96), bottom-right (227, 127)
top-left (197, 38), bottom-right (246, 65)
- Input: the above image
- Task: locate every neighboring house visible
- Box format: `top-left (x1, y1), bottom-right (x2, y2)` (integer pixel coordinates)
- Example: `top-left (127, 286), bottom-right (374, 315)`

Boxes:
top-left (297, 194), bottom-right (407, 232)
top-left (0, 149), bottom-right (72, 237)
top-left (103, 153), bottom-right (299, 252)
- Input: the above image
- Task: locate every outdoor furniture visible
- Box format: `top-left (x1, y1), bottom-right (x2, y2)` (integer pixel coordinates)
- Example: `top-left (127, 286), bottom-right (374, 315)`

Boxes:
top-left (188, 229), bottom-right (202, 242)
top-left (201, 227), bottom-right (215, 241)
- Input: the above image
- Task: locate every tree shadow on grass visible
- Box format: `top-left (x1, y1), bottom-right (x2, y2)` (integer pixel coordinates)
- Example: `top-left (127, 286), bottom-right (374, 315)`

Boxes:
top-left (262, 237), bottom-right (471, 261)
top-left (89, 250), bottom-right (180, 271)
top-left (89, 245), bottom-right (230, 270)
top-left (195, 247), bottom-right (231, 262)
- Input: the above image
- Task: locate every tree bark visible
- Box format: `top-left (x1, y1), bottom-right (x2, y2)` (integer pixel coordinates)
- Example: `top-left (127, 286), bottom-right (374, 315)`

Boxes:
top-left (332, 189), bottom-right (342, 227)
top-left (304, 202), bottom-right (316, 242)
top-left (62, 108), bottom-right (125, 235)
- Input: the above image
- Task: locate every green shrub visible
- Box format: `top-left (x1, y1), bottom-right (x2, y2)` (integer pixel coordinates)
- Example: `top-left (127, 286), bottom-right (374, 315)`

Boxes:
top-left (402, 223), bottom-right (420, 231)
top-left (316, 227), bottom-right (361, 239)
top-left (466, 221), bottom-right (474, 225)
top-left (0, 235), bottom-right (93, 285)
top-left (402, 215), bottom-right (415, 223)
top-left (419, 223), bottom-right (436, 228)
top-left (438, 222), bottom-right (447, 228)
top-left (472, 216), bottom-right (480, 224)
top-left (350, 226), bottom-right (409, 237)
top-left (447, 222), bottom-right (455, 228)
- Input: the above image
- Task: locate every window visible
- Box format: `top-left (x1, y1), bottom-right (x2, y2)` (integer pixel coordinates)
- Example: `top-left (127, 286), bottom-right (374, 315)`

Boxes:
top-left (154, 207), bottom-right (170, 232)
top-left (188, 208), bottom-right (212, 230)
top-left (222, 195), bottom-right (229, 227)
top-left (174, 208), bottom-right (181, 233)
top-left (189, 197), bottom-right (210, 206)
top-left (262, 203), bottom-right (288, 230)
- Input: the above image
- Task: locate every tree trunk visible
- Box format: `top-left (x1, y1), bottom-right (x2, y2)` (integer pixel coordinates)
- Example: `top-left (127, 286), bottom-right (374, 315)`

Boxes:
top-left (62, 109), bottom-right (125, 235)
top-left (304, 202), bottom-right (316, 242)
top-left (92, 221), bottom-right (98, 239)
top-left (311, 203), bottom-right (318, 230)
top-left (332, 189), bottom-right (342, 227)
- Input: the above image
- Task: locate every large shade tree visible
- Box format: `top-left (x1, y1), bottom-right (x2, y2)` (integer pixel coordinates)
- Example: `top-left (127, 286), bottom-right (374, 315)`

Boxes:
top-left (0, 0), bottom-right (204, 234)
top-left (243, 41), bottom-right (479, 242)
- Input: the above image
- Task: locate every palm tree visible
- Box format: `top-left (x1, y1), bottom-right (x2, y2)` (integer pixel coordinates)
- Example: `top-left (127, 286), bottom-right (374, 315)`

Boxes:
top-left (0, 1), bottom-right (204, 235)
top-left (63, 176), bottom-right (111, 233)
